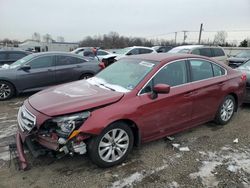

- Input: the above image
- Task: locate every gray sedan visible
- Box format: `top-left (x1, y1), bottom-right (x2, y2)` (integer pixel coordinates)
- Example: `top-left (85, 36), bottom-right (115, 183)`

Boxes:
top-left (0, 52), bottom-right (101, 100)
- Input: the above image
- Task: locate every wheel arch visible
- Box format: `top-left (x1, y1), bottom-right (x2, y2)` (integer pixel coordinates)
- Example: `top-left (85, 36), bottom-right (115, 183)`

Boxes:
top-left (107, 119), bottom-right (141, 147)
top-left (228, 92), bottom-right (238, 111)
top-left (0, 79), bottom-right (17, 94)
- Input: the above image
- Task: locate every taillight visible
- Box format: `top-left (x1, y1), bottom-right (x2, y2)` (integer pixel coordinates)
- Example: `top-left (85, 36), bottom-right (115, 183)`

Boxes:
top-left (99, 62), bottom-right (105, 69)
top-left (241, 73), bottom-right (247, 81)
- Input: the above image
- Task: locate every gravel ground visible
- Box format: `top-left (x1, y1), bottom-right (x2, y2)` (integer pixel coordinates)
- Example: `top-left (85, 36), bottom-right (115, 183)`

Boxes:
top-left (0, 95), bottom-right (249, 188)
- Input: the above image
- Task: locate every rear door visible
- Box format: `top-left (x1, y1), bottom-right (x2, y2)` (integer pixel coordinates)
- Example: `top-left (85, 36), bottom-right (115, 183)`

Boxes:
top-left (188, 58), bottom-right (227, 124)
top-left (55, 55), bottom-right (87, 84)
top-left (17, 55), bottom-right (56, 91)
top-left (137, 60), bottom-right (194, 141)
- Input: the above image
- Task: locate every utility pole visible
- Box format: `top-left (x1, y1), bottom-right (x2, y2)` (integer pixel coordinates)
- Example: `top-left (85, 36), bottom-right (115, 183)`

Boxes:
top-left (175, 32), bottom-right (177, 44)
top-left (183, 31), bottom-right (187, 44)
top-left (198, 23), bottom-right (203, 44)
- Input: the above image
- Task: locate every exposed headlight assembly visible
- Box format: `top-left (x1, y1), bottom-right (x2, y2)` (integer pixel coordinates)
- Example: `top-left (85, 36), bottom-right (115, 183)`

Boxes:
top-left (52, 111), bottom-right (90, 138)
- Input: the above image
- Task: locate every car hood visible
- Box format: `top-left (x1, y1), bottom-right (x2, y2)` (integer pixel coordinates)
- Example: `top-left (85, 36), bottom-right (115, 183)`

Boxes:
top-left (28, 80), bottom-right (124, 116)
top-left (228, 57), bottom-right (249, 62)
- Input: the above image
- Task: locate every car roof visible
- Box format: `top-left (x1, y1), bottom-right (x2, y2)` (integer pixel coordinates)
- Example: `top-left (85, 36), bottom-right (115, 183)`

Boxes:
top-left (172, 45), bottom-right (223, 50)
top-left (0, 49), bottom-right (31, 53)
top-left (125, 53), bottom-right (211, 63)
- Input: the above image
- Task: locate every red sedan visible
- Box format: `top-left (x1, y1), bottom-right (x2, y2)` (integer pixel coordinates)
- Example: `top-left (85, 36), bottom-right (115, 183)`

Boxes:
top-left (16, 53), bottom-right (246, 170)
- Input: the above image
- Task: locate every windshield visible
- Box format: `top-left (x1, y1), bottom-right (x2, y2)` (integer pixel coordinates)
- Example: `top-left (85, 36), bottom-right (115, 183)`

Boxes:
top-left (239, 60), bottom-right (250, 70)
top-left (9, 54), bottom-right (35, 68)
top-left (235, 51), bottom-right (250, 58)
top-left (87, 59), bottom-right (158, 92)
top-left (113, 47), bottom-right (132, 55)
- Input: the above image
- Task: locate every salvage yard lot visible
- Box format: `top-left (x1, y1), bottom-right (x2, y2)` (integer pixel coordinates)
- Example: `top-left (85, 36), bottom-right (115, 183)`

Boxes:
top-left (0, 95), bottom-right (250, 188)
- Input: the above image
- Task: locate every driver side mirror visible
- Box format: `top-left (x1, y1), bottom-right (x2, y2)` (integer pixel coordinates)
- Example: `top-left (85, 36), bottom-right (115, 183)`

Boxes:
top-left (20, 64), bottom-right (31, 71)
top-left (151, 84), bottom-right (170, 99)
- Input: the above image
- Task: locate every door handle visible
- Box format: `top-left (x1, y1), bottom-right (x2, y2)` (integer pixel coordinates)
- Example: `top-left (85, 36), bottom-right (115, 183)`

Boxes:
top-left (184, 91), bottom-right (193, 97)
top-left (218, 82), bottom-right (225, 86)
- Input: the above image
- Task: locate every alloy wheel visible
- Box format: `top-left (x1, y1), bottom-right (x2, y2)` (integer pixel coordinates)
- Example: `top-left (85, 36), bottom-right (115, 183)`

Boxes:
top-left (98, 128), bottom-right (129, 163)
top-left (220, 98), bottom-right (234, 122)
top-left (0, 83), bottom-right (11, 100)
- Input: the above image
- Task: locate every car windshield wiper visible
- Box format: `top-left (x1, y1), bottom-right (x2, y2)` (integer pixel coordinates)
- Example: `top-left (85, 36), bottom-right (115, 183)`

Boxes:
top-left (99, 83), bottom-right (116, 91)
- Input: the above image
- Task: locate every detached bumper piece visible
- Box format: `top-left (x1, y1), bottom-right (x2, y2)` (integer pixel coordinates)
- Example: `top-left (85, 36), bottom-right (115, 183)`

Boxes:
top-left (15, 132), bottom-right (28, 170)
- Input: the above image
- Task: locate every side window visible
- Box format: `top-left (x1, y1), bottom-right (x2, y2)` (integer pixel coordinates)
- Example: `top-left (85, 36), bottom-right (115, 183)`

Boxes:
top-left (8, 52), bottom-right (26, 60)
top-left (190, 60), bottom-right (213, 81)
top-left (212, 48), bottom-right (225, 57)
top-left (56, 56), bottom-right (85, 66)
top-left (97, 50), bottom-right (108, 56)
top-left (139, 48), bottom-right (153, 54)
top-left (127, 48), bottom-right (139, 55)
top-left (29, 56), bottom-right (53, 69)
top-left (140, 61), bottom-right (187, 94)
top-left (0, 53), bottom-right (6, 61)
top-left (191, 49), bottom-right (200, 55)
top-left (212, 64), bottom-right (225, 77)
top-left (199, 48), bottom-right (213, 57)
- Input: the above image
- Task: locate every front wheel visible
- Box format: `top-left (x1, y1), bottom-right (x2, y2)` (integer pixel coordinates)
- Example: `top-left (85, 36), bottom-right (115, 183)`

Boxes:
top-left (80, 73), bottom-right (93, 80)
top-left (215, 95), bottom-right (236, 125)
top-left (87, 122), bottom-right (134, 167)
top-left (0, 81), bottom-right (15, 100)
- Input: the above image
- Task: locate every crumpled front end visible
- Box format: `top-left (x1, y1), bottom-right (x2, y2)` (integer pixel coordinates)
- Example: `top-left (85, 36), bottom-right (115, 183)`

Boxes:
top-left (15, 101), bottom-right (90, 170)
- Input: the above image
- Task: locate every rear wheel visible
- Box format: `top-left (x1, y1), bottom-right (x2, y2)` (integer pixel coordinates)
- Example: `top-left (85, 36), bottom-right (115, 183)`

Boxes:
top-left (215, 95), bottom-right (235, 125)
top-left (88, 122), bottom-right (134, 167)
top-left (0, 81), bottom-right (15, 100)
top-left (80, 73), bottom-right (93, 80)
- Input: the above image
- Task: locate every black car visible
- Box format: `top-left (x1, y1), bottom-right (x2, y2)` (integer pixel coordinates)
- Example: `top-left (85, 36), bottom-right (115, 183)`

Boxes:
top-left (237, 59), bottom-right (250, 103)
top-left (152, 46), bottom-right (174, 53)
top-left (0, 50), bottom-right (32, 65)
top-left (0, 52), bottom-right (101, 100)
top-left (228, 50), bottom-right (250, 68)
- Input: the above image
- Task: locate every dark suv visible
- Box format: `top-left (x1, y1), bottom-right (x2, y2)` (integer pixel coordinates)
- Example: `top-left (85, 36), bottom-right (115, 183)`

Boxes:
top-left (0, 50), bottom-right (31, 65)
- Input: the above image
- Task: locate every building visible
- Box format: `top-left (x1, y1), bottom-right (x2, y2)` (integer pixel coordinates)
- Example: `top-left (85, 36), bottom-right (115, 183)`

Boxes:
top-left (18, 40), bottom-right (79, 52)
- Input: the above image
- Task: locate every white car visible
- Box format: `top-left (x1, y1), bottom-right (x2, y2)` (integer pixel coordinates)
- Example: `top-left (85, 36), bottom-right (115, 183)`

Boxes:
top-left (71, 47), bottom-right (113, 60)
top-left (168, 45), bottom-right (228, 64)
top-left (111, 46), bottom-right (157, 61)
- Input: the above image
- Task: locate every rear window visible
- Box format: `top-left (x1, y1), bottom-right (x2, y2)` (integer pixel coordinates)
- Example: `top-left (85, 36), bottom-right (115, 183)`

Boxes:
top-left (199, 48), bottom-right (213, 57)
top-left (212, 48), bottom-right (225, 57)
top-left (8, 52), bottom-right (26, 60)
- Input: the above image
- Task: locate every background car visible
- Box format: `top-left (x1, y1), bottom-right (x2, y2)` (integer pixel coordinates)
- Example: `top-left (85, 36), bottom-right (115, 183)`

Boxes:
top-left (0, 49), bottom-right (31, 65)
top-left (0, 52), bottom-right (101, 100)
top-left (168, 45), bottom-right (228, 64)
top-left (228, 50), bottom-right (250, 68)
top-left (15, 53), bottom-right (246, 170)
top-left (71, 47), bottom-right (113, 60)
top-left (101, 46), bottom-right (157, 67)
top-left (152, 46), bottom-right (174, 53)
top-left (236, 59), bottom-right (250, 103)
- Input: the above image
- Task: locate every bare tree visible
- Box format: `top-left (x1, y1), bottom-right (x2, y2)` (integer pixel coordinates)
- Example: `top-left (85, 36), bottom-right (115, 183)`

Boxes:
top-left (32, 32), bottom-right (41, 42)
top-left (43, 34), bottom-right (53, 43)
top-left (213, 31), bottom-right (228, 45)
top-left (57, 36), bottom-right (65, 42)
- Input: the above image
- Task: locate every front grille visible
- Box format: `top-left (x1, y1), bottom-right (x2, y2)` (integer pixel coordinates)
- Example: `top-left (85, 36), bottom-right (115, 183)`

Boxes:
top-left (17, 105), bottom-right (36, 132)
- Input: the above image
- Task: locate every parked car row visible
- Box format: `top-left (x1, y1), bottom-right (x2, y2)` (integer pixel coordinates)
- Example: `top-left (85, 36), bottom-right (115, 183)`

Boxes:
top-left (0, 52), bottom-right (101, 100)
top-left (15, 53), bottom-right (246, 170)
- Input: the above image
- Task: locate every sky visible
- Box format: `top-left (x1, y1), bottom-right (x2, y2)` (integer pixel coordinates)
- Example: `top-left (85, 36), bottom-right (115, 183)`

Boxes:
top-left (0, 0), bottom-right (250, 43)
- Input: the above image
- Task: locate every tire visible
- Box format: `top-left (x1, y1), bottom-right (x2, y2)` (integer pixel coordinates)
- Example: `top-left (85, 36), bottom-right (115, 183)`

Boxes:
top-left (215, 95), bottom-right (236, 125)
top-left (87, 122), bottom-right (134, 168)
top-left (0, 81), bottom-right (15, 100)
top-left (80, 73), bottom-right (93, 80)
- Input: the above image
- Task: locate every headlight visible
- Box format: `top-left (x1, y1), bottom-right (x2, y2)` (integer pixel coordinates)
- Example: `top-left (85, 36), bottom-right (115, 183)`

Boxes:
top-left (52, 111), bottom-right (90, 138)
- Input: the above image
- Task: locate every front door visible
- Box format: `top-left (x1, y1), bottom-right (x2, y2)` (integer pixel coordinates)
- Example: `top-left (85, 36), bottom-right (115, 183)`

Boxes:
top-left (17, 55), bottom-right (56, 91)
top-left (137, 60), bottom-right (194, 142)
